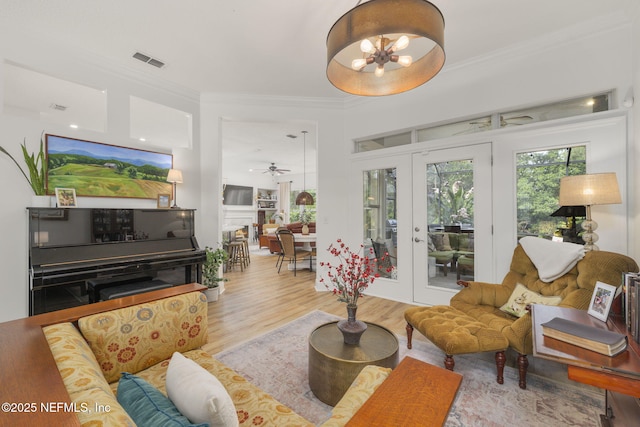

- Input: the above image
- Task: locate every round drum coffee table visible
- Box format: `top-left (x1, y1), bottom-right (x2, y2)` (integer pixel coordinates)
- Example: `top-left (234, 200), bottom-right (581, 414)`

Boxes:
top-left (308, 321), bottom-right (399, 406)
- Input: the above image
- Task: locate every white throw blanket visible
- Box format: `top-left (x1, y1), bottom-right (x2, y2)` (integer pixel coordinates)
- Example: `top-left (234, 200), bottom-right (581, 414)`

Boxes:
top-left (519, 236), bottom-right (586, 282)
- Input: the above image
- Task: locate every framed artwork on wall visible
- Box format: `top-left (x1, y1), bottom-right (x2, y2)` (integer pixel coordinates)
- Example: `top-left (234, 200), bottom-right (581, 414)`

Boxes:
top-left (45, 134), bottom-right (173, 200)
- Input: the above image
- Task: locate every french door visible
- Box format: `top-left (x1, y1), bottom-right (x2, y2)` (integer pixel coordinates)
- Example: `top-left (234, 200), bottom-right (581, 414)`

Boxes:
top-left (412, 143), bottom-right (493, 305)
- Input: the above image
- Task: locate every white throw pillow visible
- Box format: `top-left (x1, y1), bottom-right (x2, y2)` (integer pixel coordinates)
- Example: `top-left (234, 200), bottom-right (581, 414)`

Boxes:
top-left (166, 352), bottom-right (239, 427)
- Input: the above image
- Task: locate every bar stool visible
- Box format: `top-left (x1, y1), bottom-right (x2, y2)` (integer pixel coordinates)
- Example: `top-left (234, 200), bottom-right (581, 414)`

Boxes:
top-left (227, 241), bottom-right (246, 272)
top-left (235, 230), bottom-right (250, 266)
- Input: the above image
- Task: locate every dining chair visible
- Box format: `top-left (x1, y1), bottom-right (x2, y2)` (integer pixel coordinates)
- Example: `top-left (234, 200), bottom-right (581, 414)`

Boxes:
top-left (276, 229), bottom-right (311, 276)
top-left (273, 227), bottom-right (288, 268)
top-left (371, 239), bottom-right (395, 272)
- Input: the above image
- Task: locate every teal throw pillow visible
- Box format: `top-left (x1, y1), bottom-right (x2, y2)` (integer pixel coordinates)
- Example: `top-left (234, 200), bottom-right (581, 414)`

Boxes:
top-left (117, 372), bottom-right (208, 427)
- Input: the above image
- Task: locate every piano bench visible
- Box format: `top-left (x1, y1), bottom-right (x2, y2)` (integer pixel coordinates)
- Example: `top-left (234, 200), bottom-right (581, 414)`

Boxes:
top-left (87, 274), bottom-right (170, 302)
top-left (98, 279), bottom-right (173, 301)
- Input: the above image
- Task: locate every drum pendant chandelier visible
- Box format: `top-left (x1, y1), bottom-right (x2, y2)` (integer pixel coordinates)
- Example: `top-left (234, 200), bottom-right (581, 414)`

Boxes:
top-left (326, 0), bottom-right (445, 96)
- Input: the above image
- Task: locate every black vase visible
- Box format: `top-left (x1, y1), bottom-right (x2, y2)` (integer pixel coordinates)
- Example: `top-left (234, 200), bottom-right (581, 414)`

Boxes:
top-left (336, 304), bottom-right (367, 345)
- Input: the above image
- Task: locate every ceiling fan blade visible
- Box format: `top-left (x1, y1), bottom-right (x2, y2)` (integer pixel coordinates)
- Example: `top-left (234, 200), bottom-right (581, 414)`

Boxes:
top-left (469, 119), bottom-right (491, 125)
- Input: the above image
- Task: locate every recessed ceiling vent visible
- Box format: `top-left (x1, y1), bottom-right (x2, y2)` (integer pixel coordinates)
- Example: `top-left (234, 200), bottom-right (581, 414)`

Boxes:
top-left (133, 51), bottom-right (165, 69)
top-left (49, 103), bottom-right (68, 111)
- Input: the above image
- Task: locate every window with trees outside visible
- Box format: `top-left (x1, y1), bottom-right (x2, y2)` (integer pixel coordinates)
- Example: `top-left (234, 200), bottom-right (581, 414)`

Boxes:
top-left (516, 146), bottom-right (586, 241)
top-left (363, 168), bottom-right (397, 279)
top-left (289, 190), bottom-right (316, 223)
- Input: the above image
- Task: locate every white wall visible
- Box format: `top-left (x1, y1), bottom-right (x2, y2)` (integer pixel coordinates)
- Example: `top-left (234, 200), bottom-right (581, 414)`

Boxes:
top-left (0, 31), bottom-right (201, 322)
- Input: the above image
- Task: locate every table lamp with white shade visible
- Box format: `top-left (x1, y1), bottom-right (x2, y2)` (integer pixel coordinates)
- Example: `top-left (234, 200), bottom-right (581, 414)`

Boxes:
top-left (558, 172), bottom-right (622, 251)
top-left (166, 169), bottom-right (183, 209)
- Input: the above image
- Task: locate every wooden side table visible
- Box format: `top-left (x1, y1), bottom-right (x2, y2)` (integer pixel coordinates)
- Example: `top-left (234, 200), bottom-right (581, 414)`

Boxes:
top-left (531, 304), bottom-right (640, 426)
top-left (308, 321), bottom-right (399, 406)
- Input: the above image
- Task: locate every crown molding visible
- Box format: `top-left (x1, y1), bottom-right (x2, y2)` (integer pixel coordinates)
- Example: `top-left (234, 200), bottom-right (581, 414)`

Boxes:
top-left (201, 92), bottom-right (345, 110)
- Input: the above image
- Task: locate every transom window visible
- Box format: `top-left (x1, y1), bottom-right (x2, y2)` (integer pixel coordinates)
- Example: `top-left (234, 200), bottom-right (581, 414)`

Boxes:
top-left (354, 92), bottom-right (611, 153)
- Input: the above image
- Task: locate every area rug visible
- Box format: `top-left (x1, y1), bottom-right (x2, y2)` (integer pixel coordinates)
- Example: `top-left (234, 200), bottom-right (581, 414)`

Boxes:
top-left (215, 310), bottom-right (604, 426)
top-left (249, 245), bottom-right (275, 256)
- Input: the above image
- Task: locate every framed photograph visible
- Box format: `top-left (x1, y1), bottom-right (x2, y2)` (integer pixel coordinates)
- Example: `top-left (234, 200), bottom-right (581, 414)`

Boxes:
top-left (157, 193), bottom-right (171, 209)
top-left (588, 281), bottom-right (617, 321)
top-left (55, 188), bottom-right (77, 207)
top-left (45, 134), bottom-right (173, 200)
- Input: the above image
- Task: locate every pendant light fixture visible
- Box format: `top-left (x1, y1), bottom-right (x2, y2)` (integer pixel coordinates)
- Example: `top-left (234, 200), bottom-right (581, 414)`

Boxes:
top-left (295, 131), bottom-right (314, 205)
top-left (326, 0), bottom-right (445, 96)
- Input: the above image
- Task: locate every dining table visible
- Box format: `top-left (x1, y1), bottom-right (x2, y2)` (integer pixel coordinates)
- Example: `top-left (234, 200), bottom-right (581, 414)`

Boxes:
top-left (290, 233), bottom-right (317, 271)
top-left (293, 232), bottom-right (316, 251)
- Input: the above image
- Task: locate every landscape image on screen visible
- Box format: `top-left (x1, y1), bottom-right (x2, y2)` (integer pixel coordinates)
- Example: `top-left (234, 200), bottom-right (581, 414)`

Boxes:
top-left (46, 135), bottom-right (173, 199)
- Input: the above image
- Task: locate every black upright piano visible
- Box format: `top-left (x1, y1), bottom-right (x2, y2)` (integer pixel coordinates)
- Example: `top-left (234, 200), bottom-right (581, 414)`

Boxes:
top-left (28, 207), bottom-right (206, 315)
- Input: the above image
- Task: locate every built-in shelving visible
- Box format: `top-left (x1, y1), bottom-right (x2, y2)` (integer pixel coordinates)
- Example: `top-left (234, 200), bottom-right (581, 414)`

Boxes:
top-left (256, 188), bottom-right (277, 210)
top-left (256, 188), bottom-right (278, 225)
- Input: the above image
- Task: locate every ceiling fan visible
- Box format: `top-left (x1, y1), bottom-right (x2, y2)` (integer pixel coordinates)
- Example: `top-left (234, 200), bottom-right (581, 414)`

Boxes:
top-left (469, 114), bottom-right (534, 128)
top-left (453, 114), bottom-right (534, 135)
top-left (261, 163), bottom-right (291, 176)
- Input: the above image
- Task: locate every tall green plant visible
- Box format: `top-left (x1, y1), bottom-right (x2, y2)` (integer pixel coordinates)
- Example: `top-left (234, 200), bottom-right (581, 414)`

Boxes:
top-left (0, 135), bottom-right (47, 195)
top-left (202, 246), bottom-right (229, 288)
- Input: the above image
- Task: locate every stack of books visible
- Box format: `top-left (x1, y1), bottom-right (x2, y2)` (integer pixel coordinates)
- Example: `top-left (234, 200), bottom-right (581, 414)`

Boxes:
top-left (623, 272), bottom-right (640, 344)
top-left (541, 317), bottom-right (628, 357)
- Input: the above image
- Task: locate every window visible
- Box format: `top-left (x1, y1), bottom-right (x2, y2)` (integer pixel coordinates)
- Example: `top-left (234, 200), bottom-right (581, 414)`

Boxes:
top-left (289, 190), bottom-right (316, 223)
top-left (516, 146), bottom-right (586, 240)
top-left (355, 132), bottom-right (411, 153)
top-left (363, 168), bottom-right (397, 278)
top-left (356, 92), bottom-right (611, 152)
top-left (417, 116), bottom-right (492, 140)
top-left (427, 161), bottom-right (474, 228)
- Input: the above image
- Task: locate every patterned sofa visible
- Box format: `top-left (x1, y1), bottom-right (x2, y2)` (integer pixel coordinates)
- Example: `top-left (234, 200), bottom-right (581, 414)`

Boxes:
top-left (43, 289), bottom-right (390, 426)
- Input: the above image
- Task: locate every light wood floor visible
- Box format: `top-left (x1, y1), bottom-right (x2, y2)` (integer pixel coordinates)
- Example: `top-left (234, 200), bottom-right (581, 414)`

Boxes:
top-left (202, 246), bottom-right (580, 388)
top-left (202, 247), bottom-right (420, 355)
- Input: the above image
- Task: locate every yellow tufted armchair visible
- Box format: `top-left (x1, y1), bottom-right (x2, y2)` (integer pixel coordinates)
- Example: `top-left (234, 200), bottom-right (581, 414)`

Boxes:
top-left (449, 244), bottom-right (637, 388)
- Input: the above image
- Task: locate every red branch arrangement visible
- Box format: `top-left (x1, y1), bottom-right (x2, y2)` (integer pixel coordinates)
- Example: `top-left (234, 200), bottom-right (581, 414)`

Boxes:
top-left (319, 239), bottom-right (383, 306)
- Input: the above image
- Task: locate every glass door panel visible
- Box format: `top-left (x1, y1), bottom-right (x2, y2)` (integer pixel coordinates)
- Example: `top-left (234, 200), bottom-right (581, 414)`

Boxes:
top-left (364, 168), bottom-right (397, 279)
top-left (427, 160), bottom-right (475, 286)
top-left (413, 143), bottom-right (492, 305)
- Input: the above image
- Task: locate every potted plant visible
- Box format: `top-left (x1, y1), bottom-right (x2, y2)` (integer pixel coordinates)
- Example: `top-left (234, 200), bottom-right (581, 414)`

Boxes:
top-left (300, 209), bottom-right (312, 235)
top-left (319, 238), bottom-right (383, 344)
top-left (270, 211), bottom-right (284, 224)
top-left (202, 246), bottom-right (229, 301)
top-left (0, 134), bottom-right (48, 205)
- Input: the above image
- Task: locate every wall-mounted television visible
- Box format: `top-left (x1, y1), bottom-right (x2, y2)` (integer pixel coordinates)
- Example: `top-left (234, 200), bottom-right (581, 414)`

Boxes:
top-left (223, 185), bottom-right (253, 206)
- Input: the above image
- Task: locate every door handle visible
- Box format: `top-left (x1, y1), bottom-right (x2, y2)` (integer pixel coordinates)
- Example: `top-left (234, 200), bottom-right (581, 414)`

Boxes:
top-left (414, 237), bottom-right (423, 243)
